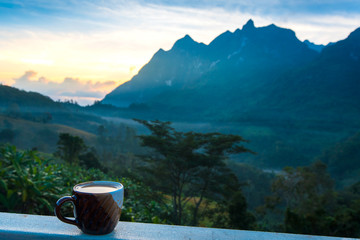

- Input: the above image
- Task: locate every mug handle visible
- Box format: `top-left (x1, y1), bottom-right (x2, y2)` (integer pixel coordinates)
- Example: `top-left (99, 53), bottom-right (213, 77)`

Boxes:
top-left (55, 196), bottom-right (79, 227)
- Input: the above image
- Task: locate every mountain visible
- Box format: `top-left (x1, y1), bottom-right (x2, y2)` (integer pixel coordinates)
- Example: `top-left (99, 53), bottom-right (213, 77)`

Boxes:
top-left (257, 27), bottom-right (360, 121)
top-left (102, 20), bottom-right (359, 123)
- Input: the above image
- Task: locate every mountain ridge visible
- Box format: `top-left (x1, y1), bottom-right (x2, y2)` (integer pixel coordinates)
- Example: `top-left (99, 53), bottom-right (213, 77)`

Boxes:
top-left (102, 20), bottom-right (360, 122)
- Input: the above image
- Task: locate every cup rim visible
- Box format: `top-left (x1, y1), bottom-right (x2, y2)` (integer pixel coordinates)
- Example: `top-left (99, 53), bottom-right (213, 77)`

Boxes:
top-left (73, 181), bottom-right (123, 194)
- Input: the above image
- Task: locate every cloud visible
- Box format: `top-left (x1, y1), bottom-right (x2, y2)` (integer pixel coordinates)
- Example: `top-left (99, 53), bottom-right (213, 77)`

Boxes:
top-left (137, 0), bottom-right (360, 15)
top-left (14, 70), bottom-right (38, 83)
top-left (83, 1), bottom-right (360, 45)
top-left (2, 0), bottom-right (359, 44)
top-left (12, 71), bottom-right (118, 105)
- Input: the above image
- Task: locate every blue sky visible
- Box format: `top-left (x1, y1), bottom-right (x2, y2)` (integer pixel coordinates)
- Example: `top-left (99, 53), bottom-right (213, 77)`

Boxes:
top-left (0, 0), bottom-right (359, 105)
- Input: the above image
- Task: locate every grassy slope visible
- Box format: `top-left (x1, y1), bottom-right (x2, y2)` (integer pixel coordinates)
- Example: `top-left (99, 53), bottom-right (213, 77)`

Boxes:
top-left (0, 115), bottom-right (97, 153)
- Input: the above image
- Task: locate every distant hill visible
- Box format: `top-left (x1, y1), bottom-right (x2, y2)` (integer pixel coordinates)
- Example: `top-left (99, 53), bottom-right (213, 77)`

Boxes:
top-left (102, 20), bottom-right (360, 123)
top-left (0, 84), bottom-right (107, 134)
top-left (0, 84), bottom-right (64, 111)
top-left (0, 85), bottom-right (101, 152)
top-left (0, 115), bottom-right (97, 153)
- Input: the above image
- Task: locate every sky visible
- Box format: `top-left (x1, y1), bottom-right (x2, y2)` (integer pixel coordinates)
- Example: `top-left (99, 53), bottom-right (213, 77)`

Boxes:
top-left (0, 0), bottom-right (359, 105)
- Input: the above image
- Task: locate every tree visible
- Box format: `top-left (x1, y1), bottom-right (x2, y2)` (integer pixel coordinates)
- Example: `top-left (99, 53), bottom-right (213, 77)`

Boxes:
top-left (55, 133), bottom-right (86, 165)
top-left (270, 161), bottom-right (335, 213)
top-left (134, 119), bottom-right (253, 225)
top-left (228, 191), bottom-right (256, 229)
top-left (79, 147), bottom-right (105, 171)
top-left (266, 161), bottom-right (341, 236)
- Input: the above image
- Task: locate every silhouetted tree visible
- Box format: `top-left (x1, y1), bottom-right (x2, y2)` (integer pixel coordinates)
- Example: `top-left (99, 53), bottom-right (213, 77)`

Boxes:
top-left (79, 148), bottom-right (105, 171)
top-left (228, 191), bottom-right (256, 229)
top-left (55, 133), bottom-right (86, 165)
top-left (135, 119), bottom-right (253, 225)
top-left (265, 161), bottom-right (354, 236)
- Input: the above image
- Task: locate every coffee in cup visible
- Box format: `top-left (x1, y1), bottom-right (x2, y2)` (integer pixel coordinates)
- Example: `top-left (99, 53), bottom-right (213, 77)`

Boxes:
top-left (55, 181), bottom-right (124, 235)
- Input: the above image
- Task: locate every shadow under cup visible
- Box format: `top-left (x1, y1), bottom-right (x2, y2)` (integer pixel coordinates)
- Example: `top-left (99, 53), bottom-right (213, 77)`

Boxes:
top-left (55, 181), bottom-right (124, 235)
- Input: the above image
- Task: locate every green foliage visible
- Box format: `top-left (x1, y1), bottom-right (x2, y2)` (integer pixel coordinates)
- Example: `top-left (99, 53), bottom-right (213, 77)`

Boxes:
top-left (94, 123), bottom-right (144, 177)
top-left (120, 178), bottom-right (171, 224)
top-left (79, 150), bottom-right (103, 171)
top-left (227, 191), bottom-right (256, 230)
top-left (55, 133), bottom-right (105, 172)
top-left (134, 119), bottom-right (253, 226)
top-left (227, 162), bottom-right (275, 210)
top-left (265, 161), bottom-right (360, 238)
top-left (207, 190), bottom-right (256, 230)
top-left (270, 161), bottom-right (334, 212)
top-left (0, 145), bottom-right (64, 214)
top-left (55, 133), bottom-right (87, 165)
top-left (0, 144), bottom-right (168, 224)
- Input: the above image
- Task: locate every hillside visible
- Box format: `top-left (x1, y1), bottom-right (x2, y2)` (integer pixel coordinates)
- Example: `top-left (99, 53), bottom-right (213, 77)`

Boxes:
top-left (0, 115), bottom-right (97, 153)
top-left (0, 84), bottom-right (64, 111)
top-left (0, 84), bottom-right (108, 134)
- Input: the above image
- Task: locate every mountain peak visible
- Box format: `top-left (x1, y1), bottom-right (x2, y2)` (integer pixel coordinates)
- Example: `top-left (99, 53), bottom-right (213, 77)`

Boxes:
top-left (183, 34), bottom-right (193, 40)
top-left (153, 48), bottom-right (165, 57)
top-left (172, 34), bottom-right (197, 50)
top-left (242, 19), bottom-right (255, 31)
top-left (176, 34), bottom-right (195, 44)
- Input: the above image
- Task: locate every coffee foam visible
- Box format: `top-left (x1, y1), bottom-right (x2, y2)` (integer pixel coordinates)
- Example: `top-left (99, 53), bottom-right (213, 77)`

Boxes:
top-left (77, 185), bottom-right (117, 193)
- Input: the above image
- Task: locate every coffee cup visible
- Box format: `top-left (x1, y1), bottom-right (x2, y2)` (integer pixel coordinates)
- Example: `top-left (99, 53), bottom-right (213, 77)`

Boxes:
top-left (55, 181), bottom-right (124, 235)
